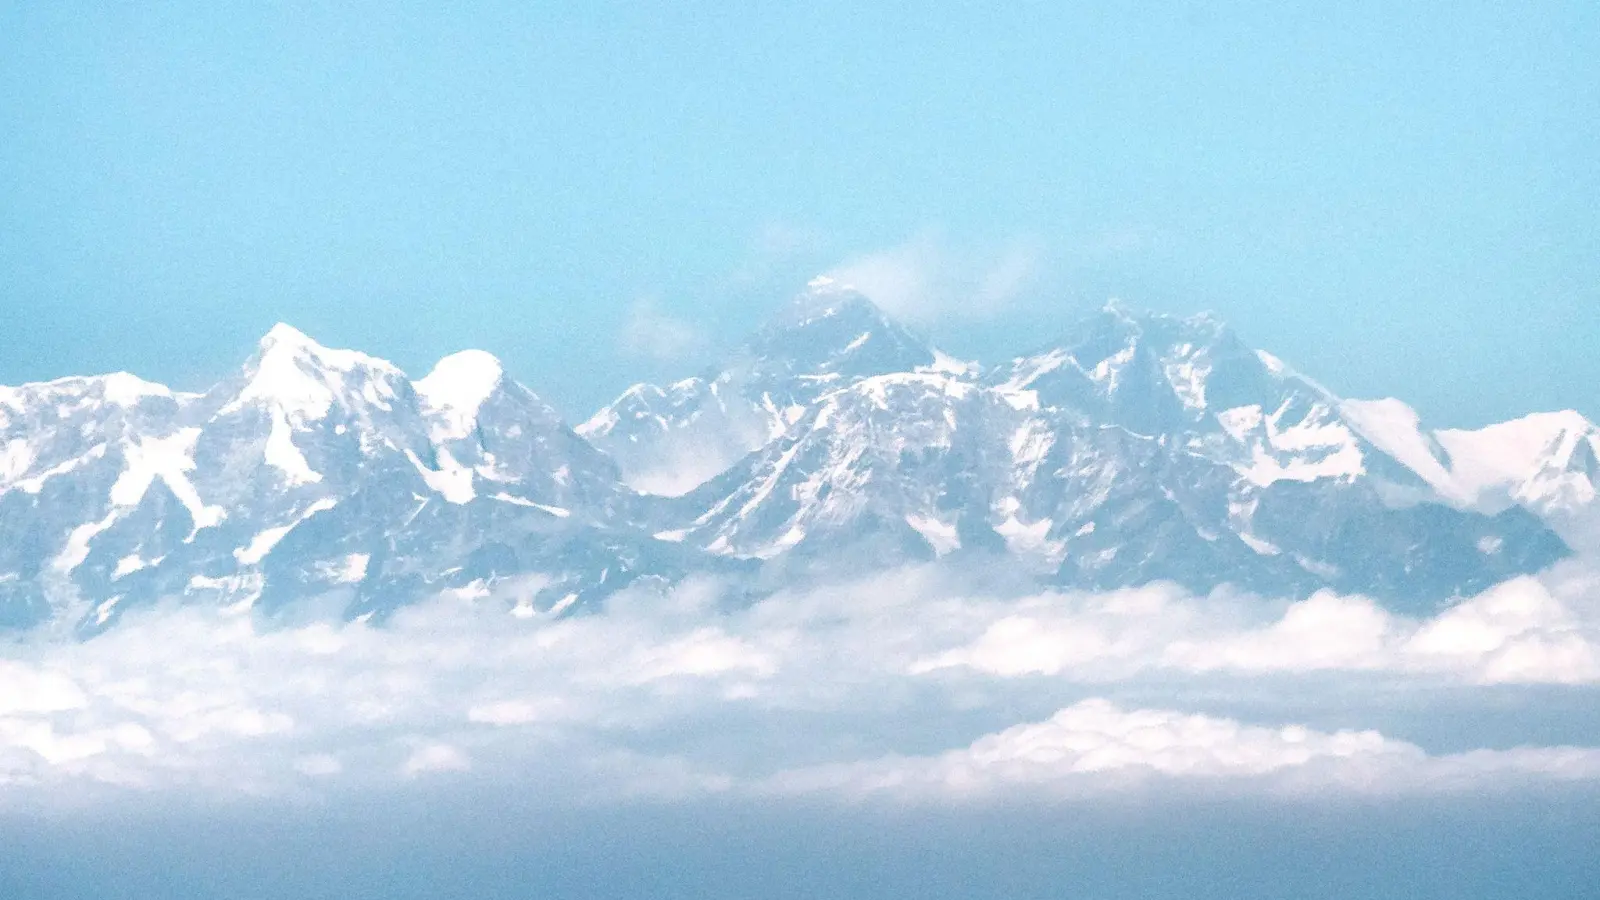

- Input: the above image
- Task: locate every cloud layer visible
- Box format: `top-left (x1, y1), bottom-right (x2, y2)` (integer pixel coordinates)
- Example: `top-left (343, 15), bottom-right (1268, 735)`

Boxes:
top-left (919, 574), bottom-right (1600, 685)
top-left (766, 698), bottom-right (1600, 802)
top-left (2, 562), bottom-right (1599, 807)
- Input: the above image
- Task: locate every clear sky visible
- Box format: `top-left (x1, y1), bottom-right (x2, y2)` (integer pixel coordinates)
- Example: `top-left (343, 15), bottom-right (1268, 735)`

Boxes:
top-left (1, 1), bottom-right (1596, 425)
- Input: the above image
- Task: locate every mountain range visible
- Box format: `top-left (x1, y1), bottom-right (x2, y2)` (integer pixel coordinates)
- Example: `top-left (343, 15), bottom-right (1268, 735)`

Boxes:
top-left (3, 277), bottom-right (1596, 636)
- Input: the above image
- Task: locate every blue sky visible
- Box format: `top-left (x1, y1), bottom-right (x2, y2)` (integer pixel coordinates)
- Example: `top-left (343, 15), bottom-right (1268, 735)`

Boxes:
top-left (2, 1), bottom-right (1596, 424)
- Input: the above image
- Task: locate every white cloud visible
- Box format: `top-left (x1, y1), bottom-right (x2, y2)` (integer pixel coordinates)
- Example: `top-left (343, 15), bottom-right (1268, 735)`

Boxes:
top-left (619, 296), bottom-right (707, 362)
top-left (918, 574), bottom-right (1600, 686)
top-left (1162, 591), bottom-right (1393, 674)
top-left (1403, 576), bottom-right (1600, 684)
top-left (0, 660), bottom-right (88, 715)
top-left (0, 564), bottom-right (1595, 806)
top-left (402, 743), bottom-right (471, 777)
top-left (974, 241), bottom-right (1043, 308)
top-left (624, 442), bottom-right (752, 498)
top-left (826, 235), bottom-right (939, 321)
top-left (825, 232), bottom-right (1043, 325)
top-left (764, 699), bottom-right (1419, 798)
top-left (622, 627), bottom-right (776, 683)
top-left (763, 699), bottom-right (1600, 801)
top-left (910, 614), bottom-right (1119, 676)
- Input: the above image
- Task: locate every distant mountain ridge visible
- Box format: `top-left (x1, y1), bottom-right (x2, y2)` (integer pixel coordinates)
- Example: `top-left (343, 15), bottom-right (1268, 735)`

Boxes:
top-left (2, 280), bottom-right (1594, 634)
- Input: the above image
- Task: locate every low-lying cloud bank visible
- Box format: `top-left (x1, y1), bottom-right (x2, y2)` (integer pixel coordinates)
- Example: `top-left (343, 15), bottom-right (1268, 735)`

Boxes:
top-left (3, 561), bottom-right (1599, 807)
top-left (914, 569), bottom-right (1600, 685)
top-left (764, 698), bottom-right (1600, 802)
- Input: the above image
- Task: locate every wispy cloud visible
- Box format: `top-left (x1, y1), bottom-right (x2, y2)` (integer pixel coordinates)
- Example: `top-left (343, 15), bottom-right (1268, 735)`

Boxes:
top-left (618, 296), bottom-right (708, 363)
top-left (825, 232), bottom-right (1045, 325)
top-left (720, 221), bottom-right (832, 292)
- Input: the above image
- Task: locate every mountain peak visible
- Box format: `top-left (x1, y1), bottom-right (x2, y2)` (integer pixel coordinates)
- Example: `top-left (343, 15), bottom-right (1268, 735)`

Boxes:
top-left (419, 349), bottom-right (504, 393)
top-left (747, 279), bottom-right (935, 378)
top-left (772, 275), bottom-right (884, 328)
top-left (98, 372), bottom-right (176, 406)
top-left (259, 321), bottom-right (317, 351)
top-left (1092, 301), bottom-right (1225, 334)
top-left (254, 322), bottom-right (402, 367)
top-left (415, 349), bottom-right (506, 441)
top-left (222, 324), bottom-right (404, 421)
top-left (253, 322), bottom-right (400, 369)
top-left (1052, 304), bottom-right (1236, 372)
top-left (0, 371), bottom-right (174, 408)
top-left (1100, 297), bottom-right (1136, 319)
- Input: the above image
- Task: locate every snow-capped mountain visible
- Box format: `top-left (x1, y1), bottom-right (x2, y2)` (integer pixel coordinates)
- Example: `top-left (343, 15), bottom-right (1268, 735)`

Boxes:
top-left (2, 283), bottom-right (1596, 635)
top-left (658, 304), bottom-right (1565, 610)
top-left (0, 325), bottom-right (711, 636)
top-left (578, 276), bottom-right (937, 496)
top-left (1346, 404), bottom-right (1600, 553)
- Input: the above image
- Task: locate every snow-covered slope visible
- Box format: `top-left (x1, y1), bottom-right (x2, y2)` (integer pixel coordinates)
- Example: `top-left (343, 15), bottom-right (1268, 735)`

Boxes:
top-left (664, 368), bottom-right (1010, 563)
top-left (1343, 404), bottom-right (1600, 552)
